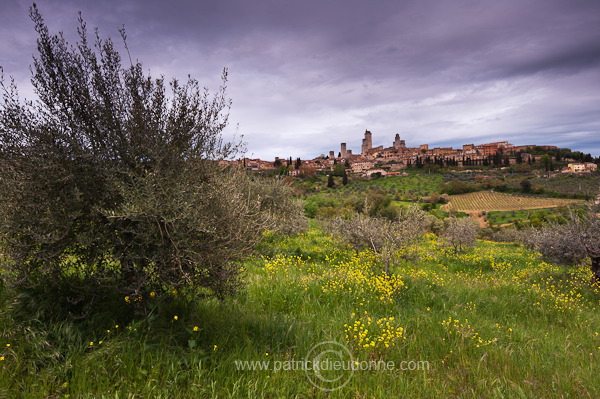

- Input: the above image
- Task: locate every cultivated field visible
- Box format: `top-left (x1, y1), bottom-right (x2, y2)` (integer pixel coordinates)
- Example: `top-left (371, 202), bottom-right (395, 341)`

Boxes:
top-left (443, 191), bottom-right (581, 212)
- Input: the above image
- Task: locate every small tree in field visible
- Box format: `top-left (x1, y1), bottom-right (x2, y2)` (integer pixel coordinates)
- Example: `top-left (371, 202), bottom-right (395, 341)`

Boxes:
top-left (0, 5), bottom-right (304, 303)
top-left (528, 207), bottom-right (600, 282)
top-left (442, 217), bottom-right (480, 252)
top-left (540, 154), bottom-right (553, 171)
top-left (520, 179), bottom-right (532, 193)
top-left (324, 205), bottom-right (428, 274)
top-left (327, 174), bottom-right (335, 188)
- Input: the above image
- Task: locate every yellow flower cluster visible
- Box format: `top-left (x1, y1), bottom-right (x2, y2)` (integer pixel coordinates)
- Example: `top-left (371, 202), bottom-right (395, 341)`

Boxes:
top-left (264, 255), bottom-right (306, 276)
top-left (528, 280), bottom-right (588, 312)
top-left (321, 251), bottom-right (405, 304)
top-left (401, 265), bottom-right (449, 287)
top-left (263, 249), bottom-right (406, 305)
top-left (345, 313), bottom-right (405, 353)
top-left (440, 317), bottom-right (497, 348)
top-left (124, 295), bottom-right (143, 303)
top-left (261, 246), bottom-right (408, 355)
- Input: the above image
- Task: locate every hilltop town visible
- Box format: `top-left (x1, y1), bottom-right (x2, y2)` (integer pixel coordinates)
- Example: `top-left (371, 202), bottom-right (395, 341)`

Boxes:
top-left (236, 130), bottom-right (598, 176)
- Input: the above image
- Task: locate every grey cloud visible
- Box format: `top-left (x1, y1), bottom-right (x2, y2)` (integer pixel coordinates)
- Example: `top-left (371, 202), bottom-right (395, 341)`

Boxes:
top-left (1, 0), bottom-right (599, 158)
top-left (500, 41), bottom-right (600, 78)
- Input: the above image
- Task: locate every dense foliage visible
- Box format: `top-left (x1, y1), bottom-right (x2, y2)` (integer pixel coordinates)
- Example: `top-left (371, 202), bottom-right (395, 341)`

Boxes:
top-left (0, 6), bottom-right (305, 301)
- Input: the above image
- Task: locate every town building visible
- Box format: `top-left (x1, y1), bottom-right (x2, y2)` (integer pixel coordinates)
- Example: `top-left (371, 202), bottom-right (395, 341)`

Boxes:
top-left (233, 129), bottom-right (596, 177)
top-left (567, 162), bottom-right (598, 173)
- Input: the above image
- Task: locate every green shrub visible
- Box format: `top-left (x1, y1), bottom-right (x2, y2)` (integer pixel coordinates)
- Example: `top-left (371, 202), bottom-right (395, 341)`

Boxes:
top-left (0, 6), bottom-right (304, 305)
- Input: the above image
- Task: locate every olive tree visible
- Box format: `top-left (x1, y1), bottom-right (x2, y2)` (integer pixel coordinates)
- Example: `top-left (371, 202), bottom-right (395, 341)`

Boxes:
top-left (0, 5), bottom-right (304, 301)
top-left (442, 217), bottom-right (480, 252)
top-left (528, 207), bottom-right (600, 282)
top-left (324, 205), bottom-right (428, 274)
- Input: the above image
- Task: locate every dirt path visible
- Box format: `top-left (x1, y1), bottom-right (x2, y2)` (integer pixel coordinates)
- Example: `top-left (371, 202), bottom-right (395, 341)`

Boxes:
top-left (468, 211), bottom-right (488, 228)
top-left (467, 212), bottom-right (533, 228)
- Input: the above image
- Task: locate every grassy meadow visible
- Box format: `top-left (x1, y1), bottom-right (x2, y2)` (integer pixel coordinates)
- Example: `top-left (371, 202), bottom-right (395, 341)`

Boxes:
top-left (1, 226), bottom-right (599, 398)
top-left (486, 208), bottom-right (567, 227)
top-left (301, 171), bottom-right (443, 199)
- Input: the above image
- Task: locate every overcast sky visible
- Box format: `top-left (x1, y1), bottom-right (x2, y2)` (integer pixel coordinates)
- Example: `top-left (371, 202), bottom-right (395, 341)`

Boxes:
top-left (2, 0), bottom-right (600, 159)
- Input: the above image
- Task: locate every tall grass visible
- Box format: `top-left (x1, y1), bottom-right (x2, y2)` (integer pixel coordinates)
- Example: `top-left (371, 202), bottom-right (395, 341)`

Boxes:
top-left (1, 228), bottom-right (599, 397)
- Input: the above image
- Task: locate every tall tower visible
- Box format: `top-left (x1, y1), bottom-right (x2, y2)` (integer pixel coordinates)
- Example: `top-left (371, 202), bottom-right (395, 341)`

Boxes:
top-left (393, 133), bottom-right (406, 150)
top-left (393, 134), bottom-right (401, 149)
top-left (341, 143), bottom-right (347, 158)
top-left (361, 130), bottom-right (372, 155)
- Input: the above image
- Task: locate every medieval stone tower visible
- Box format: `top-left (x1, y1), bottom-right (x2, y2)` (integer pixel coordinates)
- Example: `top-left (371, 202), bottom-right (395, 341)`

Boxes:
top-left (361, 130), bottom-right (372, 155)
top-left (393, 133), bottom-right (406, 149)
top-left (341, 143), bottom-right (347, 158)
